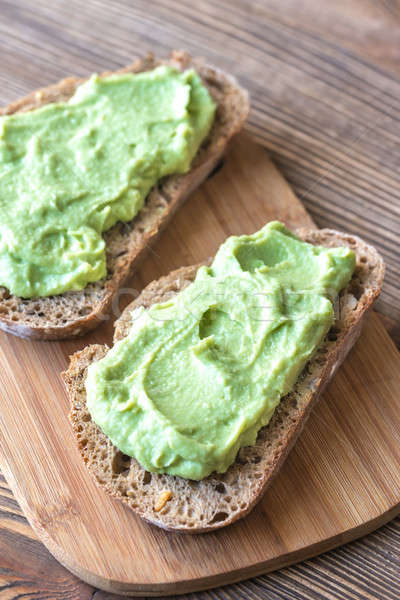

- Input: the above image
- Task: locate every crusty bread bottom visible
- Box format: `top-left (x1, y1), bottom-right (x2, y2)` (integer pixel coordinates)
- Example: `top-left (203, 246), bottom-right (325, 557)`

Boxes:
top-left (63, 229), bottom-right (384, 533)
top-left (0, 51), bottom-right (249, 340)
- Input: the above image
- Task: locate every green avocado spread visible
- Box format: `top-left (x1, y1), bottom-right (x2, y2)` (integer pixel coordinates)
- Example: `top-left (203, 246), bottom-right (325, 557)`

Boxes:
top-left (86, 222), bottom-right (355, 480)
top-left (0, 66), bottom-right (215, 298)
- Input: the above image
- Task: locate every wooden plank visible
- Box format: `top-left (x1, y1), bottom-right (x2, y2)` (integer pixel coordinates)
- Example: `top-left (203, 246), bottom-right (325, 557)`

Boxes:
top-left (0, 135), bottom-right (398, 595)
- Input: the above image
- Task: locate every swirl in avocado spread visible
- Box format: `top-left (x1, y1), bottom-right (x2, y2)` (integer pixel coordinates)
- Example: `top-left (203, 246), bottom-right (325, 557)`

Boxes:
top-left (0, 66), bottom-right (216, 298)
top-left (86, 222), bottom-right (355, 480)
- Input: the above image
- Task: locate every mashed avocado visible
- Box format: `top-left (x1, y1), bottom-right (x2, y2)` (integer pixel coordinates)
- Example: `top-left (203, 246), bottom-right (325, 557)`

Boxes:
top-left (0, 66), bottom-right (215, 298)
top-left (86, 222), bottom-right (355, 480)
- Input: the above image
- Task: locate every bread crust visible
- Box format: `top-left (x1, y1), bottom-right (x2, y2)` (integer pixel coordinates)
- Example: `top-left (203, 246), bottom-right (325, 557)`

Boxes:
top-left (63, 228), bottom-right (384, 533)
top-left (0, 51), bottom-right (249, 339)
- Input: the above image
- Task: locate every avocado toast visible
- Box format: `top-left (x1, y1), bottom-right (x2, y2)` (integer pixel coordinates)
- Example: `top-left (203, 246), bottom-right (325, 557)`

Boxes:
top-left (63, 226), bottom-right (384, 533)
top-left (0, 51), bottom-right (249, 340)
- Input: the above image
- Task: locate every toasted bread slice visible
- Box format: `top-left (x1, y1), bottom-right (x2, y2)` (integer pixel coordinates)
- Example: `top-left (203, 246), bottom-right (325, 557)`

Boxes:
top-left (0, 51), bottom-right (249, 340)
top-left (63, 228), bottom-right (384, 533)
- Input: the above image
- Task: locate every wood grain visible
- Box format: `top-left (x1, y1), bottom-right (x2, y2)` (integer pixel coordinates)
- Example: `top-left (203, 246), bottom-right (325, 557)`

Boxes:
top-left (0, 0), bottom-right (399, 598)
top-left (0, 473), bottom-right (93, 600)
top-left (0, 136), bottom-right (398, 595)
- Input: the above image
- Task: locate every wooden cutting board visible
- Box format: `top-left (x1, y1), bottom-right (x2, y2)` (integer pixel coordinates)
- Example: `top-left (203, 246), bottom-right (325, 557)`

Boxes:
top-left (0, 134), bottom-right (399, 596)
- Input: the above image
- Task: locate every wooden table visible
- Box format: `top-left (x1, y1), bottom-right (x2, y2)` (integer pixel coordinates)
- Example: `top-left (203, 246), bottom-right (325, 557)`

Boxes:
top-left (0, 1), bottom-right (399, 598)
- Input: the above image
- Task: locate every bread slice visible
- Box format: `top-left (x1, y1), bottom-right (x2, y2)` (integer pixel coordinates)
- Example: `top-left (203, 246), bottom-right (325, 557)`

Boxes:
top-left (63, 228), bottom-right (384, 533)
top-left (0, 51), bottom-right (249, 340)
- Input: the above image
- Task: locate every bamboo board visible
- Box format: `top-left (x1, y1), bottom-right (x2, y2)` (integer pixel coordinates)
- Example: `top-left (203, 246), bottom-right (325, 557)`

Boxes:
top-left (0, 135), bottom-right (399, 596)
